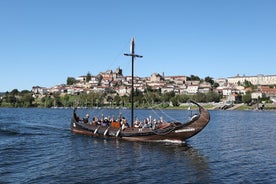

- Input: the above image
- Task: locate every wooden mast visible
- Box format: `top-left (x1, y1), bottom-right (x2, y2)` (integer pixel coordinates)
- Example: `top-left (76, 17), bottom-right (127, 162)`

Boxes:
top-left (124, 37), bottom-right (143, 127)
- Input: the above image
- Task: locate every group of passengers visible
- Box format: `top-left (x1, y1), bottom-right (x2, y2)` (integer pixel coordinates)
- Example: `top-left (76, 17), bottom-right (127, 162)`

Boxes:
top-left (82, 114), bottom-right (129, 129)
top-left (81, 113), bottom-right (164, 130)
top-left (133, 115), bottom-right (163, 130)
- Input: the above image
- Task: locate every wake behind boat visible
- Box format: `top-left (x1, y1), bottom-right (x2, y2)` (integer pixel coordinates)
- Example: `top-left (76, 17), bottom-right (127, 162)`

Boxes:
top-left (70, 38), bottom-right (210, 142)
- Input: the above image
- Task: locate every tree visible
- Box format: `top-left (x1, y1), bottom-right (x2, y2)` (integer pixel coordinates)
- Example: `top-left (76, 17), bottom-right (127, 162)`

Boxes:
top-left (213, 82), bottom-right (219, 88)
top-left (86, 72), bottom-right (92, 82)
top-left (113, 94), bottom-right (121, 106)
top-left (106, 95), bottom-right (113, 106)
top-left (206, 91), bottom-right (221, 102)
top-left (161, 91), bottom-right (175, 103)
top-left (235, 93), bottom-right (243, 103)
top-left (67, 77), bottom-right (77, 85)
top-left (187, 75), bottom-right (201, 81)
top-left (178, 94), bottom-right (190, 103)
top-left (243, 80), bottom-right (253, 88)
top-left (171, 96), bottom-right (179, 106)
top-left (60, 94), bottom-right (70, 107)
top-left (11, 89), bottom-right (19, 95)
top-left (6, 94), bottom-right (16, 106)
top-left (193, 93), bottom-right (207, 103)
top-left (243, 91), bottom-right (252, 105)
top-left (21, 93), bottom-right (34, 107)
top-left (41, 96), bottom-right (54, 108)
top-left (204, 76), bottom-right (214, 85)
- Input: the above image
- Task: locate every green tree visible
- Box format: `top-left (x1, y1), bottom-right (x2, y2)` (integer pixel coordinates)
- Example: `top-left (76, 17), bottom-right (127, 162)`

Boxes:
top-left (243, 80), bottom-right (253, 88)
top-left (6, 93), bottom-right (16, 107)
top-left (41, 96), bottom-right (54, 108)
top-left (213, 82), bottom-right (219, 88)
top-left (60, 94), bottom-right (70, 107)
top-left (113, 94), bottom-right (121, 106)
top-left (106, 95), bottom-right (113, 106)
top-left (187, 75), bottom-right (201, 81)
top-left (161, 91), bottom-right (175, 103)
top-left (178, 94), bottom-right (190, 103)
top-left (86, 72), bottom-right (92, 82)
top-left (204, 76), bottom-right (214, 85)
top-left (235, 93), bottom-right (243, 103)
top-left (243, 91), bottom-right (252, 105)
top-left (192, 93), bottom-right (207, 102)
top-left (67, 77), bottom-right (77, 85)
top-left (11, 89), bottom-right (20, 95)
top-left (206, 91), bottom-right (221, 102)
top-left (171, 96), bottom-right (179, 106)
top-left (121, 95), bottom-right (129, 107)
top-left (21, 93), bottom-right (34, 107)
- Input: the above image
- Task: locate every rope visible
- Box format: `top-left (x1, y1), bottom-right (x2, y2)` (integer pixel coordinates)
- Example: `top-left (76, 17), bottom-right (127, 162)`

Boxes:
top-left (143, 92), bottom-right (179, 122)
top-left (152, 123), bottom-right (177, 135)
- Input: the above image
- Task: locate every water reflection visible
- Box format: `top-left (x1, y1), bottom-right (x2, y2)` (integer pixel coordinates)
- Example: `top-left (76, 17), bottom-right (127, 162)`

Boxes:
top-left (135, 141), bottom-right (211, 183)
top-left (70, 136), bottom-right (211, 183)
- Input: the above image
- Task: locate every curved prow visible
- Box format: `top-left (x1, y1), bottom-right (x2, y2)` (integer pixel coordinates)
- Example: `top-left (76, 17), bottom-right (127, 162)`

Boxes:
top-left (179, 100), bottom-right (210, 139)
top-left (73, 108), bottom-right (80, 122)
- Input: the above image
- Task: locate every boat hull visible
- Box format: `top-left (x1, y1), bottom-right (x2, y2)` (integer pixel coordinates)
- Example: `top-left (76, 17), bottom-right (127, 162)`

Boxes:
top-left (71, 101), bottom-right (210, 142)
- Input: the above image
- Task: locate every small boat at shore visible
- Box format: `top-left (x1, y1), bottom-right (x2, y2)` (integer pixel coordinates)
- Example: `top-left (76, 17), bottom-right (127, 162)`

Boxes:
top-left (70, 38), bottom-right (210, 142)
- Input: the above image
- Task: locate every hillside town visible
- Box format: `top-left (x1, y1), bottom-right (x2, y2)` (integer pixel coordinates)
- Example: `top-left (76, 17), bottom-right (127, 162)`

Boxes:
top-left (31, 67), bottom-right (276, 106)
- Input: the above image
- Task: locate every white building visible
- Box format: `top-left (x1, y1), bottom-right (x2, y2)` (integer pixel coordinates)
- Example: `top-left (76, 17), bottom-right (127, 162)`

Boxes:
top-left (228, 74), bottom-right (276, 85)
top-left (251, 92), bottom-right (264, 99)
top-left (186, 85), bottom-right (199, 94)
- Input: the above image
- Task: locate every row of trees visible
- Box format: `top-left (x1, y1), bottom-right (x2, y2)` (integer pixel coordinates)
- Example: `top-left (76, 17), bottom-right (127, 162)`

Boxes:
top-left (0, 89), bottom-right (34, 108)
top-left (1, 88), bottom-right (222, 108)
top-left (1, 88), bottom-right (271, 108)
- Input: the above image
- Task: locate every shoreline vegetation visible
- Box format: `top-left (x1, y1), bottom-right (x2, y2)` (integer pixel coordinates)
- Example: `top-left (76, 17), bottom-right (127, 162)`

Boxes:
top-left (168, 102), bottom-right (276, 111)
top-left (1, 89), bottom-right (275, 110)
top-left (1, 101), bottom-right (276, 111)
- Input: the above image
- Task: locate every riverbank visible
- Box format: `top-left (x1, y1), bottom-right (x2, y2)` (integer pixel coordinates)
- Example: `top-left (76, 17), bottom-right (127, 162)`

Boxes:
top-left (1, 102), bottom-right (276, 110)
top-left (168, 102), bottom-right (276, 111)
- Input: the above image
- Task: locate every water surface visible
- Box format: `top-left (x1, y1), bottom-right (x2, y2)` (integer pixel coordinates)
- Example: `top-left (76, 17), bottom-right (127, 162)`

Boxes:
top-left (0, 108), bottom-right (275, 183)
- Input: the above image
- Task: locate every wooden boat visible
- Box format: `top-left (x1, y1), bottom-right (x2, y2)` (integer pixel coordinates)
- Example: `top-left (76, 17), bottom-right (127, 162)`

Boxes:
top-left (71, 38), bottom-right (210, 142)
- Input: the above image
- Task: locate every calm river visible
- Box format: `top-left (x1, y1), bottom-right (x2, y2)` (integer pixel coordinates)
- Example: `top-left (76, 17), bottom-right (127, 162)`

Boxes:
top-left (0, 108), bottom-right (275, 183)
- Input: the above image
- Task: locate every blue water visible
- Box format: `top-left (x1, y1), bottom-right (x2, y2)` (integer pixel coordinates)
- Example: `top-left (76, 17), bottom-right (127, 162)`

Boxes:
top-left (0, 108), bottom-right (275, 184)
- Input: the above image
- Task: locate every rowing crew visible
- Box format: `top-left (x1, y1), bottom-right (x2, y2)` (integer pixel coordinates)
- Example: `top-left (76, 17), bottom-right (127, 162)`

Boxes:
top-left (81, 113), bottom-right (164, 130)
top-left (81, 114), bottom-right (129, 129)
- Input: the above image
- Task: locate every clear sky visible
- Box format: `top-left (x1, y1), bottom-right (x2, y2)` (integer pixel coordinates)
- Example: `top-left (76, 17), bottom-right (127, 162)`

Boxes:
top-left (1, 0), bottom-right (276, 92)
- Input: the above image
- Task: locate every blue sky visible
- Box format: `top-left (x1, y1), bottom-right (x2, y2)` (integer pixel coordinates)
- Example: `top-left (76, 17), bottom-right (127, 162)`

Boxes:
top-left (1, 0), bottom-right (276, 92)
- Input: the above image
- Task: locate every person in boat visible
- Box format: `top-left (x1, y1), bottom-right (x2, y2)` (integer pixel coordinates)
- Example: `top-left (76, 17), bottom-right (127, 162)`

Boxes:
top-left (90, 116), bottom-right (98, 125)
top-left (134, 117), bottom-right (143, 128)
top-left (111, 116), bottom-right (121, 128)
top-left (134, 120), bottom-right (139, 128)
top-left (82, 114), bottom-right (90, 124)
top-left (148, 115), bottom-right (152, 128)
top-left (117, 113), bottom-right (122, 124)
top-left (156, 117), bottom-right (164, 128)
top-left (143, 118), bottom-right (149, 128)
top-left (121, 117), bottom-right (129, 130)
top-left (152, 119), bottom-right (157, 129)
top-left (102, 117), bottom-right (110, 127)
top-left (159, 116), bottom-right (163, 123)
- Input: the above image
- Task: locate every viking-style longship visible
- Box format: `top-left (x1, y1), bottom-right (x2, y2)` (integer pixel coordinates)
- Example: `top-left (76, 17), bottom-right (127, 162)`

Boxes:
top-left (71, 38), bottom-right (210, 142)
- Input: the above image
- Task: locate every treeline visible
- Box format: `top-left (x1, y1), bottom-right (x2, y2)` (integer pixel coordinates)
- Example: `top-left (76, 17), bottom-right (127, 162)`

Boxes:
top-left (0, 89), bottom-right (34, 107)
top-left (0, 88), bottom-right (222, 108)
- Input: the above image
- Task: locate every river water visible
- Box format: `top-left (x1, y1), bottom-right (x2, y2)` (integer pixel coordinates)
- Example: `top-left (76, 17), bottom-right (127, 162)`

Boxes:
top-left (0, 108), bottom-right (275, 184)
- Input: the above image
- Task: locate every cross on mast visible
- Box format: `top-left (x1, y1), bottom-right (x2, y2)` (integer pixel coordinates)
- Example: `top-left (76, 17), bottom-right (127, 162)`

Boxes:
top-left (124, 37), bottom-right (143, 127)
